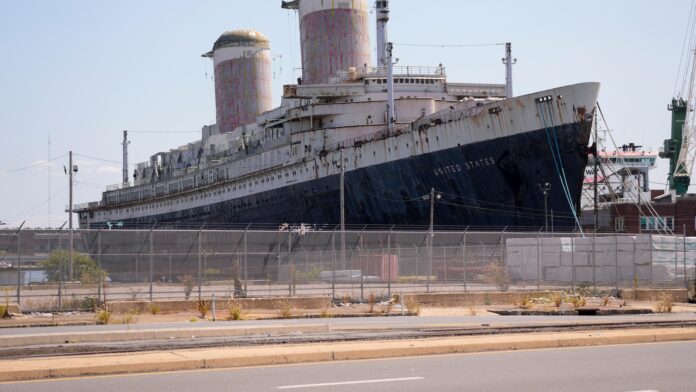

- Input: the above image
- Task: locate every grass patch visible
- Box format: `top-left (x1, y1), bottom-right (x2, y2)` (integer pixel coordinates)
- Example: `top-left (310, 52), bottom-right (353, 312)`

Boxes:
top-left (227, 302), bottom-right (245, 321)
top-left (655, 292), bottom-right (673, 313)
top-left (319, 306), bottom-right (333, 318)
top-left (121, 310), bottom-right (138, 324)
top-left (95, 309), bottom-right (111, 325)
top-left (517, 294), bottom-right (532, 309)
top-left (196, 300), bottom-right (210, 319)
top-left (367, 292), bottom-right (377, 313)
top-left (551, 292), bottom-right (563, 307)
top-left (276, 300), bottom-right (294, 319)
top-left (467, 301), bottom-right (478, 316)
top-left (149, 303), bottom-right (160, 315)
top-left (405, 298), bottom-right (421, 316)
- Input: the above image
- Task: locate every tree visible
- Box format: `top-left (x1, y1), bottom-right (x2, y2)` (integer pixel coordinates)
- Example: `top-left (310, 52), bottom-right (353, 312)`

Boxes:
top-left (42, 250), bottom-right (107, 284)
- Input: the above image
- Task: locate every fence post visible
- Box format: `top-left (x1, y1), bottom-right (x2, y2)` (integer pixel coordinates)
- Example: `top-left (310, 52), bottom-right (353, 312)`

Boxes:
top-left (462, 230), bottom-right (467, 292)
top-left (211, 292), bottom-right (216, 321)
top-left (57, 230), bottom-right (62, 310)
top-left (15, 225), bottom-right (22, 305)
top-left (592, 230), bottom-right (596, 294)
top-left (632, 237), bottom-right (637, 289)
top-left (97, 230), bottom-right (103, 306)
top-left (537, 229), bottom-right (542, 291)
top-left (198, 230), bottom-right (203, 301)
top-left (288, 231), bottom-right (293, 297)
top-left (149, 229), bottom-right (154, 302)
top-left (243, 228), bottom-right (248, 295)
top-left (360, 231), bottom-right (364, 301)
top-left (331, 228), bottom-right (336, 300)
top-left (615, 235), bottom-right (619, 290)
top-left (649, 234), bottom-right (654, 288)
top-left (674, 234), bottom-right (678, 287)
top-left (443, 247), bottom-right (447, 283)
top-left (387, 230), bottom-right (392, 297)
top-left (684, 226), bottom-right (688, 289)
top-left (426, 231), bottom-right (431, 293)
top-left (305, 251), bottom-right (309, 287)
top-left (501, 228), bottom-right (506, 289)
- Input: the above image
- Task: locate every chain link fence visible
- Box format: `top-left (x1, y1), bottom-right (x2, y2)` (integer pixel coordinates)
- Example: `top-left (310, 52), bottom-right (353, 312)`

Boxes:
top-left (0, 228), bottom-right (694, 311)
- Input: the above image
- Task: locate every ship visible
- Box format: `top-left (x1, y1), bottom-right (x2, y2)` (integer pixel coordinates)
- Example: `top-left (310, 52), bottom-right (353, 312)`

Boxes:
top-left (581, 142), bottom-right (658, 210)
top-left (75, 0), bottom-right (600, 231)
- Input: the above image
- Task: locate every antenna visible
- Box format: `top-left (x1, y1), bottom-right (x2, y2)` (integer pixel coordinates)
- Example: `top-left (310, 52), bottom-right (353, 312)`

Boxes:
top-left (48, 135), bottom-right (51, 229)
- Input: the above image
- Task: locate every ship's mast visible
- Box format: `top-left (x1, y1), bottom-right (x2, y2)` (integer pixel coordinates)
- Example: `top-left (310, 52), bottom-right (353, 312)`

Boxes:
top-left (376, 0), bottom-right (389, 66)
top-left (386, 42), bottom-right (395, 133)
top-left (122, 130), bottom-right (130, 186)
top-left (503, 42), bottom-right (516, 99)
top-left (376, 1), bottom-right (395, 133)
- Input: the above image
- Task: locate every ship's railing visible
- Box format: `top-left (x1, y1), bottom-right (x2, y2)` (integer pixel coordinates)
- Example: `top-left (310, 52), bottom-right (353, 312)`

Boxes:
top-left (3, 228), bottom-right (692, 311)
top-left (334, 65), bottom-right (446, 81)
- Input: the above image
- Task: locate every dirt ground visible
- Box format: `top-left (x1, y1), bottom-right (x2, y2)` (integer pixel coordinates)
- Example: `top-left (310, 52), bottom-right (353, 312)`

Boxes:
top-left (2, 299), bottom-right (694, 327)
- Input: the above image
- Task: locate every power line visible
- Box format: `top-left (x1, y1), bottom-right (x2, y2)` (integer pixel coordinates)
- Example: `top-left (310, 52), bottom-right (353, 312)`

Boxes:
top-left (75, 180), bottom-right (108, 190)
top-left (3, 153), bottom-right (68, 173)
top-left (73, 153), bottom-right (121, 165)
top-left (7, 186), bottom-right (69, 221)
top-left (392, 42), bottom-right (505, 48)
top-left (128, 130), bottom-right (199, 134)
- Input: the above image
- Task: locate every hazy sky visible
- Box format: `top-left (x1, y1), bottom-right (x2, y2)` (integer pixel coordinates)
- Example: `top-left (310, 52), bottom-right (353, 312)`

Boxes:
top-left (0, 0), bottom-right (692, 228)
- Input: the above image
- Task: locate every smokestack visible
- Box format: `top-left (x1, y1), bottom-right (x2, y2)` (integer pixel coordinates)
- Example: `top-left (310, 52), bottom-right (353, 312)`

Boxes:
top-left (283, 0), bottom-right (371, 85)
top-left (204, 30), bottom-right (272, 133)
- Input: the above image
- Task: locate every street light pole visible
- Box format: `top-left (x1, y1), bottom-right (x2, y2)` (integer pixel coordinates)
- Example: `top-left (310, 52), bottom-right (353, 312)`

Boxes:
top-left (427, 188), bottom-right (441, 293)
top-left (539, 183), bottom-right (551, 232)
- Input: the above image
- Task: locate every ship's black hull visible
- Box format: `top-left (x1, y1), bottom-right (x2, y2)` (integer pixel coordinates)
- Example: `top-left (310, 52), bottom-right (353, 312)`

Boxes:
top-left (91, 120), bottom-right (591, 231)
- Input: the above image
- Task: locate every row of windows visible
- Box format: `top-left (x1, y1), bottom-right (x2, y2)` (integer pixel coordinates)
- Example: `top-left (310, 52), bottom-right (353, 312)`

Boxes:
top-left (602, 157), bottom-right (655, 164)
top-left (99, 165), bottom-right (318, 219)
top-left (370, 78), bottom-right (437, 85)
top-left (615, 216), bottom-right (676, 232)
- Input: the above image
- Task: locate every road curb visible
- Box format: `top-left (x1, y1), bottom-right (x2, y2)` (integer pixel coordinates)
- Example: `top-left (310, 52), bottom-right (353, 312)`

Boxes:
top-left (1, 328), bottom-right (695, 382)
top-left (0, 324), bottom-right (330, 348)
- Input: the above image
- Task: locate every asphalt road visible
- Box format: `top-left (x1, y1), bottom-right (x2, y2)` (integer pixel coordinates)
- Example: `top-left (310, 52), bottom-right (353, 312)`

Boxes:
top-left (1, 341), bottom-right (694, 392)
top-left (4, 313), bottom-right (696, 336)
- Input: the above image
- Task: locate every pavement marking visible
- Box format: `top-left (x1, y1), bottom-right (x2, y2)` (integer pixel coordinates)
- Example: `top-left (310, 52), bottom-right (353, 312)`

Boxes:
top-left (277, 377), bottom-right (424, 389)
